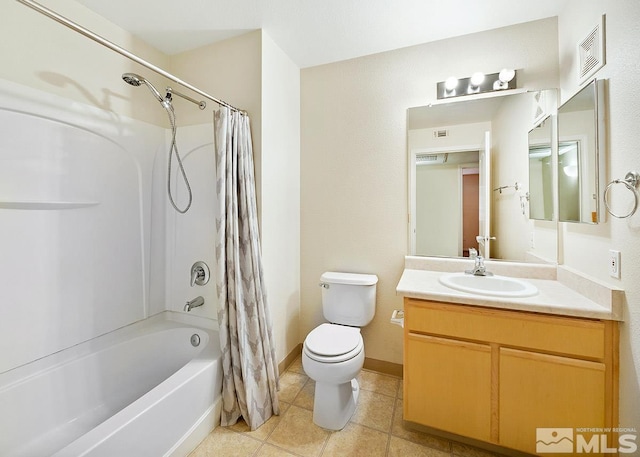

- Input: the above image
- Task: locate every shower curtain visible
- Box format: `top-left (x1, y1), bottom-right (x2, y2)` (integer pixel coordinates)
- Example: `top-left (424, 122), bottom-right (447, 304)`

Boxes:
top-left (213, 107), bottom-right (280, 430)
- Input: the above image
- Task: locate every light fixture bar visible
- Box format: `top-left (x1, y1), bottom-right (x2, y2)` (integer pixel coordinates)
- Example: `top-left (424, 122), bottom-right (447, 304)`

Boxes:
top-left (437, 70), bottom-right (517, 100)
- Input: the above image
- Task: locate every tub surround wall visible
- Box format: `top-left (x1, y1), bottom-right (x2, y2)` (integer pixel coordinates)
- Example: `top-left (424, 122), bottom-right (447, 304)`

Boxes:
top-left (0, 80), bottom-right (164, 374)
top-left (164, 124), bottom-right (218, 319)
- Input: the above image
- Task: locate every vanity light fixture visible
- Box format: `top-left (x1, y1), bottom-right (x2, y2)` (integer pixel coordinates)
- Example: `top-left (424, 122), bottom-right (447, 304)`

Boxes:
top-left (437, 69), bottom-right (517, 100)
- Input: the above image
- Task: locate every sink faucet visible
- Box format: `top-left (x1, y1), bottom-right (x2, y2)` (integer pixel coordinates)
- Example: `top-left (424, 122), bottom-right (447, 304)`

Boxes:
top-left (184, 296), bottom-right (204, 312)
top-left (465, 256), bottom-right (493, 276)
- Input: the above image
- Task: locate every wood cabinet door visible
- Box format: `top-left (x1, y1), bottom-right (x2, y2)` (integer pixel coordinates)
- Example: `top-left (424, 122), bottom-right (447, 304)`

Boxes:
top-left (404, 333), bottom-right (492, 442)
top-left (499, 348), bottom-right (606, 455)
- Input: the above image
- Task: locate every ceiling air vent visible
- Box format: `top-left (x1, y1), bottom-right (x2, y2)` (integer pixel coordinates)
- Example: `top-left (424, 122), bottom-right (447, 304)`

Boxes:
top-left (433, 129), bottom-right (449, 138)
top-left (416, 153), bottom-right (448, 165)
top-left (578, 15), bottom-right (605, 83)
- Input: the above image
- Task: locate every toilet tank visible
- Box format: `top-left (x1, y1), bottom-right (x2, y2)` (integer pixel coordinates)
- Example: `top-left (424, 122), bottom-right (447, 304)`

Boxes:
top-left (320, 272), bottom-right (378, 327)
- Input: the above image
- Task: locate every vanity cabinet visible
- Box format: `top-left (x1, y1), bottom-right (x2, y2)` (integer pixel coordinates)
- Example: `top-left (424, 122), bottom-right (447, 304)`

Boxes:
top-left (403, 298), bottom-right (619, 455)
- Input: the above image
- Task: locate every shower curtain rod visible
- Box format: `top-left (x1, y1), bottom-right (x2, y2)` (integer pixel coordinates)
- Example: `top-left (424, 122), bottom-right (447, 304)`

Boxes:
top-left (16, 0), bottom-right (246, 115)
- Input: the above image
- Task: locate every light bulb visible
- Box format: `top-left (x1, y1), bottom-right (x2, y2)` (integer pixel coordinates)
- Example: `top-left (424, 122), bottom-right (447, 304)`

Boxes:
top-left (445, 76), bottom-right (458, 91)
top-left (498, 68), bottom-right (516, 83)
top-left (470, 72), bottom-right (485, 87)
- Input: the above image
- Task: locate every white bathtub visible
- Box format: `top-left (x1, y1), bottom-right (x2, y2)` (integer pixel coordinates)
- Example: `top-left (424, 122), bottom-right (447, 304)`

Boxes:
top-left (0, 312), bottom-right (222, 457)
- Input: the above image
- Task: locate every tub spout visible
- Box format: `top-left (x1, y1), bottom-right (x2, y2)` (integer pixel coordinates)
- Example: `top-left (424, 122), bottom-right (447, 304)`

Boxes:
top-left (184, 296), bottom-right (204, 312)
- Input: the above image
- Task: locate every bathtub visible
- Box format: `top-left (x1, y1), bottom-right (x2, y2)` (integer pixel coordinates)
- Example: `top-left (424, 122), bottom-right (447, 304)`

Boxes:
top-left (0, 312), bottom-right (222, 457)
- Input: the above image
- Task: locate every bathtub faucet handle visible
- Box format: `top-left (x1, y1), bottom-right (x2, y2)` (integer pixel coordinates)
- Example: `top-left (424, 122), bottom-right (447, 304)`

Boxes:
top-left (184, 296), bottom-right (205, 312)
top-left (190, 267), bottom-right (202, 287)
top-left (190, 261), bottom-right (210, 287)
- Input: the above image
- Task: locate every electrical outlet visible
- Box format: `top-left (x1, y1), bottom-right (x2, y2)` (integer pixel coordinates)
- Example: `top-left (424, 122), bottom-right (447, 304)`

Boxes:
top-left (609, 250), bottom-right (621, 279)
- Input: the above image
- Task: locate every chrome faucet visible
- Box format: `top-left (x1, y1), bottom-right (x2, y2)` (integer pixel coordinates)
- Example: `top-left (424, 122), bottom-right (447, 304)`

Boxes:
top-left (465, 256), bottom-right (493, 276)
top-left (190, 261), bottom-right (209, 287)
top-left (184, 296), bottom-right (204, 312)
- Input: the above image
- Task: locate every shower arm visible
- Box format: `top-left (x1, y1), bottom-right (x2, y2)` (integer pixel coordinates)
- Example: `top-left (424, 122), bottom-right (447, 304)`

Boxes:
top-left (165, 87), bottom-right (206, 110)
top-left (16, 0), bottom-right (245, 115)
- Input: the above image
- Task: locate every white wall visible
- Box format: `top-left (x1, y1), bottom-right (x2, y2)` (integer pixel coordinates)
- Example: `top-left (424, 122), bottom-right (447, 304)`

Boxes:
top-left (170, 31), bottom-right (302, 363)
top-left (301, 18), bottom-right (559, 365)
top-left (1, 1), bottom-right (170, 127)
top-left (261, 33), bottom-right (302, 362)
top-left (558, 0), bottom-right (640, 431)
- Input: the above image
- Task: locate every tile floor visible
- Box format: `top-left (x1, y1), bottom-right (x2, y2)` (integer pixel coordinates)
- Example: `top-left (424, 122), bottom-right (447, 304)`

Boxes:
top-left (189, 357), bottom-right (506, 457)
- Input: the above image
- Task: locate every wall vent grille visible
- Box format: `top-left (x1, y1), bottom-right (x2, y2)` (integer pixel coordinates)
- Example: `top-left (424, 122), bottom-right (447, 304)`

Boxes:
top-left (417, 154), bottom-right (438, 162)
top-left (416, 153), bottom-right (448, 165)
top-left (433, 129), bottom-right (448, 138)
top-left (578, 16), bottom-right (605, 83)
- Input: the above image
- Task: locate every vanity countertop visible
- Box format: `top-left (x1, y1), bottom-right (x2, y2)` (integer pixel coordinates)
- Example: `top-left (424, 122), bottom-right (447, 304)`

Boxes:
top-left (396, 258), bottom-right (624, 321)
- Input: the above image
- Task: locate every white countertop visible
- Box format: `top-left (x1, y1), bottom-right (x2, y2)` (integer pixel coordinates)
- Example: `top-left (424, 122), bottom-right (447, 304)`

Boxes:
top-left (396, 266), bottom-right (623, 321)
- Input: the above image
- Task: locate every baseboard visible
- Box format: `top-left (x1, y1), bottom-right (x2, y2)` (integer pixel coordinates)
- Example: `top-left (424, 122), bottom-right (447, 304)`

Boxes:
top-left (279, 344), bottom-right (403, 379)
top-left (278, 343), bottom-right (302, 374)
top-left (364, 357), bottom-right (403, 378)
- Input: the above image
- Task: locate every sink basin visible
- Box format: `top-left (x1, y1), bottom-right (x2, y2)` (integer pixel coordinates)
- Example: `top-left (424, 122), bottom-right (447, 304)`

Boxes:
top-left (439, 273), bottom-right (538, 298)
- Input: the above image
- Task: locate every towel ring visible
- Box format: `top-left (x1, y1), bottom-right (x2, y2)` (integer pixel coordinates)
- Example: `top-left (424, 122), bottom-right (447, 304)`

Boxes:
top-left (604, 171), bottom-right (640, 218)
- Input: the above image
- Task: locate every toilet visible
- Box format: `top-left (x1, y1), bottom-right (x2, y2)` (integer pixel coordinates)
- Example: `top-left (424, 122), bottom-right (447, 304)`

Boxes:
top-left (302, 271), bottom-right (378, 430)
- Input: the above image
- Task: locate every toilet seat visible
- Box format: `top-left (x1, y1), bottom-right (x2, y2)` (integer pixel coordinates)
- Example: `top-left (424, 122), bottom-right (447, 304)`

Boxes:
top-left (304, 323), bottom-right (363, 363)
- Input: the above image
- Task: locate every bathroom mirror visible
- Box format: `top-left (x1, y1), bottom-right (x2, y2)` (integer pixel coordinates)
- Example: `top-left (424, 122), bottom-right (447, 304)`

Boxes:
top-left (557, 79), bottom-right (605, 223)
top-left (408, 89), bottom-right (558, 263)
top-left (528, 116), bottom-right (554, 221)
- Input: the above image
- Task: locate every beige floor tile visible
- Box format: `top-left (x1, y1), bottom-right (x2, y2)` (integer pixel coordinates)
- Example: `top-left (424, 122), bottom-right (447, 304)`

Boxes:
top-left (351, 389), bottom-right (396, 433)
top-left (390, 399), bottom-right (451, 452)
top-left (358, 370), bottom-right (400, 398)
top-left (189, 427), bottom-right (261, 457)
top-left (267, 405), bottom-right (330, 457)
top-left (388, 436), bottom-right (451, 457)
top-left (286, 356), bottom-right (306, 375)
top-left (278, 371), bottom-right (309, 403)
top-left (293, 379), bottom-right (315, 410)
top-left (256, 443), bottom-right (300, 456)
top-left (321, 422), bottom-right (389, 457)
top-left (397, 381), bottom-right (404, 400)
top-left (229, 404), bottom-right (290, 441)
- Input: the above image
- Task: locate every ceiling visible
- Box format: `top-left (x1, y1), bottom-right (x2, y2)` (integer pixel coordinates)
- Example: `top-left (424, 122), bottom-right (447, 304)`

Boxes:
top-left (75, 0), bottom-right (567, 68)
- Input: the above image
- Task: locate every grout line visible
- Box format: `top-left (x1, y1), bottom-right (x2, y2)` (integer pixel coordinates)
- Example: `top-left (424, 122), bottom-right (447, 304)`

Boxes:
top-left (385, 394), bottom-right (398, 457)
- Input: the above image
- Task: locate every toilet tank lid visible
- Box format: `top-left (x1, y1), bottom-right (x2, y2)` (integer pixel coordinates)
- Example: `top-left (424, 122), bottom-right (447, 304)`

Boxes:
top-left (321, 271), bottom-right (378, 286)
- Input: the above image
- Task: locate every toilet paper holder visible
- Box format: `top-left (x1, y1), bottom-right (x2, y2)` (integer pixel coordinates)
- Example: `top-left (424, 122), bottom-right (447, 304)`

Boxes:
top-left (390, 309), bottom-right (404, 328)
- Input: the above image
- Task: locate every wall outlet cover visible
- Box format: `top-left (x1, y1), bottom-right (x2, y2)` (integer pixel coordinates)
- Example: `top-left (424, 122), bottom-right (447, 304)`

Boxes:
top-left (609, 249), bottom-right (621, 279)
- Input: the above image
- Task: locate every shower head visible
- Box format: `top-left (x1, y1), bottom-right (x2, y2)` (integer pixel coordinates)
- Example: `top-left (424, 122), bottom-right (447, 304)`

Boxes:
top-left (122, 73), bottom-right (164, 103)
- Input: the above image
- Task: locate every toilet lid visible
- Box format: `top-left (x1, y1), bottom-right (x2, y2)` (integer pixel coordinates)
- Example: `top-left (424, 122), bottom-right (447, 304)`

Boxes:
top-left (305, 323), bottom-right (361, 357)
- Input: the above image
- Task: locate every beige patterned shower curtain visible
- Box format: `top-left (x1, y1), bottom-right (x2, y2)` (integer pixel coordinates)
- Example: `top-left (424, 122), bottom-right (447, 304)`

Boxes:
top-left (213, 107), bottom-right (280, 430)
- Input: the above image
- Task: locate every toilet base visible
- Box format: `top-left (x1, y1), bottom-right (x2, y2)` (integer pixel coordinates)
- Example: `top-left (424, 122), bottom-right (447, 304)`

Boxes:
top-left (312, 378), bottom-right (360, 430)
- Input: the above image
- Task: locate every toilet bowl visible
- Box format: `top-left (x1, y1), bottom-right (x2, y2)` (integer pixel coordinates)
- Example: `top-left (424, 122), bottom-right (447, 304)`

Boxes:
top-left (302, 323), bottom-right (365, 430)
top-left (301, 271), bottom-right (377, 430)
